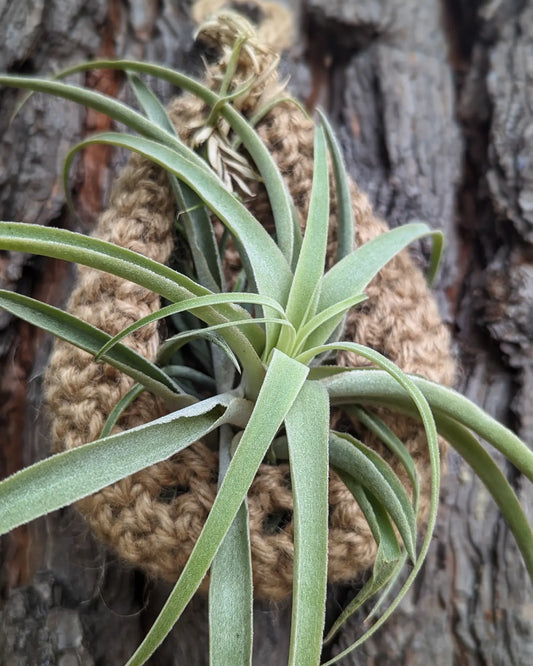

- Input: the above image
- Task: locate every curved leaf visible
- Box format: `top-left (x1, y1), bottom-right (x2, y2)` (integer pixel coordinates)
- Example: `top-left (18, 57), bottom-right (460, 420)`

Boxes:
top-left (293, 293), bottom-right (367, 354)
top-left (97, 291), bottom-right (286, 359)
top-left (329, 432), bottom-right (417, 562)
top-left (63, 132), bottom-right (292, 308)
top-left (435, 415), bottom-right (533, 580)
top-left (323, 370), bottom-right (533, 484)
top-left (125, 350), bottom-right (309, 665)
top-left (307, 344), bottom-right (440, 663)
top-left (316, 109), bottom-right (355, 262)
top-left (126, 71), bottom-right (225, 292)
top-left (323, 480), bottom-right (404, 643)
top-left (99, 383), bottom-right (146, 438)
top-left (0, 222), bottom-right (265, 389)
top-left (307, 224), bottom-right (443, 348)
top-left (163, 366), bottom-right (217, 394)
top-left (61, 59), bottom-right (295, 264)
top-left (345, 405), bottom-right (420, 510)
top-left (0, 289), bottom-right (186, 408)
top-left (0, 395), bottom-right (235, 535)
top-left (321, 370), bottom-right (533, 664)
top-left (1, 60), bottom-right (295, 264)
top-left (157, 317), bottom-right (289, 369)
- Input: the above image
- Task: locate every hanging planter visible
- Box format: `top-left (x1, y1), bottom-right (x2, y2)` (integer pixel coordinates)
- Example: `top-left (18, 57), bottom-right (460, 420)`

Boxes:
top-left (43, 12), bottom-right (455, 602)
top-left (0, 5), bottom-right (531, 666)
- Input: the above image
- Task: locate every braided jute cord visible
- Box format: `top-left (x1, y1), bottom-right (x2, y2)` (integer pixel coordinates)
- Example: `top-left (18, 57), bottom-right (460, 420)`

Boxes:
top-left (45, 2), bottom-right (455, 601)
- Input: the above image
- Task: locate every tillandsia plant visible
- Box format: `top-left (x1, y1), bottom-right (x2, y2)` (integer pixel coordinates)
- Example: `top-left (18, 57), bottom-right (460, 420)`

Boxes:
top-left (0, 11), bottom-right (532, 666)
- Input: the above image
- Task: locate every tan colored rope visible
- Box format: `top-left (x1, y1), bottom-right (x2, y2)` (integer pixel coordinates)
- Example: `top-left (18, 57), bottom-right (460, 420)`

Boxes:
top-left (45, 3), bottom-right (455, 601)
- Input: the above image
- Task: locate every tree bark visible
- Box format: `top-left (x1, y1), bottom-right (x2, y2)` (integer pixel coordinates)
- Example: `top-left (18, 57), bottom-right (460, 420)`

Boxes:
top-left (0, 0), bottom-right (532, 664)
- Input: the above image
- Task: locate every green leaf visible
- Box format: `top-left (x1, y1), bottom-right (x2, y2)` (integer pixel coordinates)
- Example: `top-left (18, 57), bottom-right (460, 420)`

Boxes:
top-left (320, 223), bottom-right (439, 306)
top-left (63, 132), bottom-right (292, 308)
top-left (163, 366), bottom-right (217, 394)
top-left (307, 365), bottom-right (353, 380)
top-left (167, 311), bottom-right (215, 373)
top-left (0, 71), bottom-right (293, 305)
top-left (99, 383), bottom-right (146, 438)
top-left (323, 481), bottom-right (404, 643)
top-left (307, 223), bottom-right (443, 348)
top-left (1, 69), bottom-right (231, 208)
top-left (0, 222), bottom-right (265, 391)
top-left (174, 179), bottom-right (226, 293)
top-left (0, 222), bottom-right (205, 300)
top-left (296, 344), bottom-right (439, 530)
top-left (329, 432), bottom-right (417, 562)
top-left (158, 326), bottom-right (242, 371)
top-left (209, 427), bottom-right (253, 666)
top-left (1, 61), bottom-right (295, 265)
top-left (335, 429), bottom-right (418, 545)
top-left (404, 219), bottom-right (445, 288)
top-left (323, 435), bottom-right (427, 666)
top-left (300, 345), bottom-right (439, 567)
top-left (0, 74), bottom-right (172, 144)
top-left (46, 59), bottom-right (296, 264)
top-left (364, 551), bottom-right (408, 623)
top-left (323, 370), bottom-right (533, 484)
top-left (320, 368), bottom-right (533, 664)
top-left (0, 394), bottom-right (235, 535)
top-left (235, 96), bottom-right (309, 149)
top-left (215, 36), bottom-right (249, 98)
top-left (96, 291), bottom-right (287, 359)
top-left (311, 345), bottom-right (440, 663)
top-left (0, 289), bottom-right (187, 409)
top-left (289, 201), bottom-right (304, 273)
top-left (297, 342), bottom-right (439, 523)
top-left (282, 125), bottom-right (329, 331)
top-left (126, 71), bottom-right (225, 292)
top-left (125, 350), bottom-right (309, 665)
top-left (293, 293), bottom-right (367, 354)
top-left (209, 499), bottom-right (252, 665)
top-left (127, 71), bottom-right (177, 134)
top-left (345, 406), bottom-right (420, 510)
top-left (316, 109), bottom-right (355, 262)
top-left (285, 380), bottom-right (329, 666)
top-left (435, 415), bottom-right (533, 581)
top-left (157, 317), bottom-right (292, 372)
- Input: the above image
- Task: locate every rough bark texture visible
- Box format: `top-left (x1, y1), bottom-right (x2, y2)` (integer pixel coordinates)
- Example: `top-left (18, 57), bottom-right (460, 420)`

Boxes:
top-left (0, 0), bottom-right (532, 664)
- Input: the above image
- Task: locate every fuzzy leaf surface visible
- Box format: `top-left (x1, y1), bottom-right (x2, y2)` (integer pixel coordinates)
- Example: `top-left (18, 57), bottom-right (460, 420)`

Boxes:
top-left (323, 370), bottom-right (533, 483)
top-left (285, 380), bottom-right (329, 666)
top-left (126, 350), bottom-right (309, 665)
top-left (209, 427), bottom-right (253, 666)
top-left (0, 289), bottom-right (185, 407)
top-left (0, 222), bottom-right (265, 381)
top-left (46, 59), bottom-right (296, 263)
top-left (307, 224), bottom-right (443, 347)
top-left (0, 395), bottom-right (237, 535)
top-left (65, 132), bottom-right (292, 307)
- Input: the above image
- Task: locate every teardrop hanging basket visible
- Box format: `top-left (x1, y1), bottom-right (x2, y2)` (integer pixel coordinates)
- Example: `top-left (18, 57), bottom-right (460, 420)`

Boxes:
top-left (44, 8), bottom-right (455, 603)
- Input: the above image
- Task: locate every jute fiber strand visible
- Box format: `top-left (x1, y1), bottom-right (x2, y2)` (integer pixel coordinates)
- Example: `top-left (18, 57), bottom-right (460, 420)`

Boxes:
top-left (45, 3), bottom-right (455, 601)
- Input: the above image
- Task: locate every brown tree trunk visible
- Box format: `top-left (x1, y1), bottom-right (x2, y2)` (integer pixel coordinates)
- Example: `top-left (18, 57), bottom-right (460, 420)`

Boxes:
top-left (0, 0), bottom-right (531, 663)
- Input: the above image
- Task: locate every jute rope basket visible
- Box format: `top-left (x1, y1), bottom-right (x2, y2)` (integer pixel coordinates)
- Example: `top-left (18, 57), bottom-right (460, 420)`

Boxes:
top-left (45, 4), bottom-right (455, 601)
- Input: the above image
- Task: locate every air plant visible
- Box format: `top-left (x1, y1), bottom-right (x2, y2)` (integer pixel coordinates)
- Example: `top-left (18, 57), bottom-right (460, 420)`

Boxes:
top-left (0, 37), bottom-right (531, 666)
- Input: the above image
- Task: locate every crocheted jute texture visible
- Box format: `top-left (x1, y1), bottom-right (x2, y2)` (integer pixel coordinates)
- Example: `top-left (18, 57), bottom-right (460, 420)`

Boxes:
top-left (45, 7), bottom-right (455, 601)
